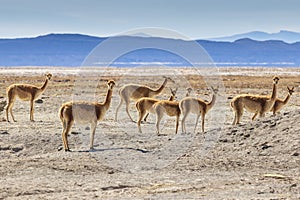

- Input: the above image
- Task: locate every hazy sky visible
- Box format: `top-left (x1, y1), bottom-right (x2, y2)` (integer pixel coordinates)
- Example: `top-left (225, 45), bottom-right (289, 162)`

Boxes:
top-left (1, 0), bottom-right (299, 39)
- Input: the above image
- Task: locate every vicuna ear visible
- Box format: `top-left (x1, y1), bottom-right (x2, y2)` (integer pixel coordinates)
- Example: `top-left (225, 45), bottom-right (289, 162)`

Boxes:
top-left (45, 73), bottom-right (52, 80)
top-left (170, 87), bottom-right (178, 93)
top-left (287, 86), bottom-right (294, 91)
top-left (210, 86), bottom-right (218, 93)
top-left (107, 80), bottom-right (115, 86)
top-left (163, 76), bottom-right (175, 83)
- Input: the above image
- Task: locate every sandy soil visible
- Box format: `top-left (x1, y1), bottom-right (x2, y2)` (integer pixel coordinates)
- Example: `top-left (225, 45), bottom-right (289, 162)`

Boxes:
top-left (0, 66), bottom-right (299, 199)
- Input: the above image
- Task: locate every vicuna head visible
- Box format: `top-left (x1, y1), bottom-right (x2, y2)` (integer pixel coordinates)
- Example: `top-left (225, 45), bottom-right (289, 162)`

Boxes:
top-left (107, 80), bottom-right (116, 90)
top-left (45, 73), bottom-right (52, 80)
top-left (210, 86), bottom-right (219, 94)
top-left (170, 87), bottom-right (178, 98)
top-left (273, 76), bottom-right (280, 84)
top-left (287, 86), bottom-right (295, 95)
top-left (162, 76), bottom-right (175, 84)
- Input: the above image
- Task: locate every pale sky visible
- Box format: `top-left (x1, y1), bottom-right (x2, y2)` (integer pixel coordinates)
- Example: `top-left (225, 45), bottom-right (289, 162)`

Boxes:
top-left (0, 0), bottom-right (299, 39)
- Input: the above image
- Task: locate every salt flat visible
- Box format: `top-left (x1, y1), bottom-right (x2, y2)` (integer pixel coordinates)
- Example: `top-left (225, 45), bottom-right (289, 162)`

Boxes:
top-left (0, 67), bottom-right (299, 199)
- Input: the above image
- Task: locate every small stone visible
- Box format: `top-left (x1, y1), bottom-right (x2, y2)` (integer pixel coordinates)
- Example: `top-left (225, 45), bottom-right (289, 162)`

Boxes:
top-left (261, 143), bottom-right (272, 150)
top-left (269, 122), bottom-right (276, 127)
top-left (0, 131), bottom-right (9, 135)
top-left (219, 138), bottom-right (228, 143)
top-left (292, 152), bottom-right (299, 156)
top-left (35, 99), bottom-right (43, 104)
top-left (0, 146), bottom-right (10, 151)
top-left (11, 146), bottom-right (23, 152)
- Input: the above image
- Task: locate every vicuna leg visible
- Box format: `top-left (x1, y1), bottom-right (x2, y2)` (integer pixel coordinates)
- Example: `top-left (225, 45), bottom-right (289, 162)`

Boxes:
top-left (232, 111), bottom-right (238, 125)
top-left (175, 115), bottom-right (179, 134)
top-left (30, 99), bottom-right (34, 122)
top-left (252, 112), bottom-right (258, 120)
top-left (137, 109), bottom-right (147, 133)
top-left (232, 112), bottom-right (237, 125)
top-left (272, 108), bottom-right (276, 115)
top-left (89, 122), bottom-right (97, 150)
top-left (115, 98), bottom-right (123, 121)
top-left (6, 97), bottom-right (16, 122)
top-left (181, 111), bottom-right (188, 133)
top-left (201, 113), bottom-right (205, 132)
top-left (62, 120), bottom-right (73, 151)
top-left (155, 108), bottom-right (163, 135)
top-left (6, 89), bottom-right (17, 122)
top-left (194, 114), bottom-right (200, 133)
top-left (235, 107), bottom-right (243, 125)
top-left (124, 97), bottom-right (134, 122)
top-left (143, 113), bottom-right (149, 122)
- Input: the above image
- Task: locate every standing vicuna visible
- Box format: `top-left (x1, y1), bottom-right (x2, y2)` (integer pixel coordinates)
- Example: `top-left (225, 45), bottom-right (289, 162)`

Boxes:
top-left (231, 76), bottom-right (280, 125)
top-left (153, 98), bottom-right (181, 135)
top-left (115, 76), bottom-right (174, 122)
top-left (179, 87), bottom-right (218, 133)
top-left (6, 73), bottom-right (52, 122)
top-left (59, 80), bottom-right (115, 152)
top-left (136, 88), bottom-right (177, 133)
top-left (271, 86), bottom-right (294, 115)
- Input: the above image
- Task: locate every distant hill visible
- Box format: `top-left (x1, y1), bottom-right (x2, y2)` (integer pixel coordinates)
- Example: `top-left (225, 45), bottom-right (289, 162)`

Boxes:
top-left (208, 30), bottom-right (300, 43)
top-left (199, 38), bottom-right (300, 66)
top-left (0, 33), bottom-right (300, 67)
top-left (0, 34), bottom-right (105, 66)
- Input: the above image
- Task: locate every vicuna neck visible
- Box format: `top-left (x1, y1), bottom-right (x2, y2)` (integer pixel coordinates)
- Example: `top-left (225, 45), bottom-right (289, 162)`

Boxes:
top-left (39, 78), bottom-right (49, 92)
top-left (207, 93), bottom-right (216, 111)
top-left (270, 82), bottom-right (277, 100)
top-left (103, 89), bottom-right (113, 110)
top-left (168, 95), bottom-right (174, 101)
top-left (153, 79), bottom-right (167, 94)
top-left (283, 93), bottom-right (291, 104)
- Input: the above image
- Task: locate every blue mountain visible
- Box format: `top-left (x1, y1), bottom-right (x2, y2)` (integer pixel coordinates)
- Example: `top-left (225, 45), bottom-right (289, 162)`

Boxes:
top-left (0, 34), bottom-right (105, 66)
top-left (208, 30), bottom-right (300, 43)
top-left (0, 33), bottom-right (300, 67)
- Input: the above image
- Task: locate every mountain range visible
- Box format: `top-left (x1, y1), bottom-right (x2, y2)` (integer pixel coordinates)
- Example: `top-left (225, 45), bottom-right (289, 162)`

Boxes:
top-left (208, 30), bottom-right (300, 43)
top-left (0, 32), bottom-right (300, 67)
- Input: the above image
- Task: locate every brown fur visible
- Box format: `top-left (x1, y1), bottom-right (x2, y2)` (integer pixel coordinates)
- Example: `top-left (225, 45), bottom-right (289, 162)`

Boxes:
top-left (153, 100), bottom-right (180, 135)
top-left (59, 80), bottom-right (115, 151)
top-left (136, 88), bottom-right (177, 133)
top-left (6, 73), bottom-right (52, 122)
top-left (179, 88), bottom-right (217, 133)
top-left (142, 88), bottom-right (177, 123)
top-left (271, 86), bottom-right (294, 115)
top-left (115, 77), bottom-right (174, 122)
top-left (231, 76), bottom-right (279, 125)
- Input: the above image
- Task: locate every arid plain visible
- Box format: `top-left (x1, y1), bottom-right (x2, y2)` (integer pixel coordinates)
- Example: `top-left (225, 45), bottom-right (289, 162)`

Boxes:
top-left (0, 67), bottom-right (299, 199)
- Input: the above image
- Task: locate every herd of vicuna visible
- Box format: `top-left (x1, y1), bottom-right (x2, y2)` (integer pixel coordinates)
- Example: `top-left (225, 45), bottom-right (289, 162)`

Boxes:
top-left (3, 74), bottom-right (295, 151)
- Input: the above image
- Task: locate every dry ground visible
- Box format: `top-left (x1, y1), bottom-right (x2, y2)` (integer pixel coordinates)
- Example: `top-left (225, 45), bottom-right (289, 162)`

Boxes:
top-left (0, 67), bottom-right (299, 199)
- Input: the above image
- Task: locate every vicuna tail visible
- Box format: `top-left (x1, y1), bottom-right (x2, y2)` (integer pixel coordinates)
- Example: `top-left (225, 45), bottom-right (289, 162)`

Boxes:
top-left (59, 106), bottom-right (65, 121)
